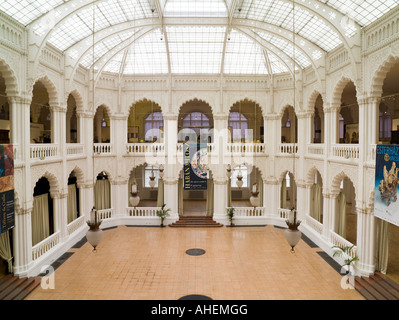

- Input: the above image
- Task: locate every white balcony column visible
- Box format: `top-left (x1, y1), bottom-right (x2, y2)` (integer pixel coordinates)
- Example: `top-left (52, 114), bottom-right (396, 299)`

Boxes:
top-left (304, 183), bottom-right (313, 219)
top-left (212, 113), bottom-right (228, 166)
top-left (322, 191), bottom-right (335, 242)
top-left (80, 182), bottom-right (95, 221)
top-left (295, 180), bottom-right (307, 222)
top-left (264, 178), bottom-right (280, 220)
top-left (367, 96), bottom-right (380, 160)
top-left (51, 106), bottom-right (65, 148)
top-left (163, 177), bottom-right (179, 220)
top-left (53, 191), bottom-right (68, 241)
top-left (355, 206), bottom-right (375, 276)
top-left (213, 177), bottom-right (228, 222)
top-left (164, 113), bottom-right (178, 165)
top-left (111, 178), bottom-right (128, 217)
top-left (12, 207), bottom-right (33, 276)
top-left (111, 115), bottom-right (127, 155)
top-left (264, 114), bottom-right (279, 157)
top-left (325, 103), bottom-right (340, 147)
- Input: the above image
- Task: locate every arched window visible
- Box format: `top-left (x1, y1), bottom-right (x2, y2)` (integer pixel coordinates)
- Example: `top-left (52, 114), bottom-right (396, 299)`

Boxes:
top-left (228, 111), bottom-right (248, 141)
top-left (182, 112), bottom-right (210, 134)
top-left (144, 111), bottom-right (163, 142)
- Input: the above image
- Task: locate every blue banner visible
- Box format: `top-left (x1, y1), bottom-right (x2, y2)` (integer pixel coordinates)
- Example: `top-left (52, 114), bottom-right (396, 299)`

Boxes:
top-left (183, 143), bottom-right (208, 190)
top-left (0, 144), bottom-right (14, 234)
top-left (374, 145), bottom-right (399, 226)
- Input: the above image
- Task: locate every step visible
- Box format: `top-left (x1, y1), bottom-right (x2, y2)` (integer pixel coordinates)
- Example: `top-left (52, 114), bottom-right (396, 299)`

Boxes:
top-left (2, 277), bottom-right (31, 300)
top-left (0, 274), bottom-right (18, 292)
top-left (374, 272), bottom-right (399, 292)
top-left (0, 277), bottom-right (29, 300)
top-left (354, 277), bottom-right (386, 300)
top-left (12, 277), bottom-right (41, 300)
top-left (362, 276), bottom-right (397, 300)
top-left (354, 277), bottom-right (377, 300)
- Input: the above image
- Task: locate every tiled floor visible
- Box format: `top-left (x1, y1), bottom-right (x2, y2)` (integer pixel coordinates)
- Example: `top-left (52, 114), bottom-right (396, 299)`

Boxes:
top-left (25, 225), bottom-right (364, 300)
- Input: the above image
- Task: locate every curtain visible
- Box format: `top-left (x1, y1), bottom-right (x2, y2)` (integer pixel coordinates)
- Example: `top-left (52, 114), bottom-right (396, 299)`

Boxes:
top-left (281, 178), bottom-right (286, 208)
top-left (313, 183), bottom-right (322, 222)
top-left (95, 179), bottom-right (111, 210)
top-left (0, 231), bottom-right (12, 273)
top-left (206, 179), bottom-right (214, 217)
top-left (258, 176), bottom-right (263, 207)
top-left (335, 192), bottom-right (346, 238)
top-left (67, 184), bottom-right (77, 224)
top-left (376, 218), bottom-right (389, 274)
top-left (227, 178), bottom-right (231, 208)
top-left (32, 193), bottom-right (50, 246)
top-left (157, 178), bottom-right (164, 207)
top-left (178, 178), bottom-right (183, 216)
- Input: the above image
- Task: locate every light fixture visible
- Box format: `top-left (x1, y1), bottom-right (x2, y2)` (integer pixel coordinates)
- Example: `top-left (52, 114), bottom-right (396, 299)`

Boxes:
top-left (129, 179), bottom-right (140, 207)
top-left (86, 207), bottom-right (103, 253)
top-left (226, 164), bottom-right (232, 178)
top-left (249, 182), bottom-right (260, 208)
top-left (149, 167), bottom-right (156, 188)
top-left (236, 166), bottom-right (243, 189)
top-left (283, 0), bottom-right (301, 253)
top-left (86, 0), bottom-right (103, 253)
top-left (158, 164), bottom-right (164, 178)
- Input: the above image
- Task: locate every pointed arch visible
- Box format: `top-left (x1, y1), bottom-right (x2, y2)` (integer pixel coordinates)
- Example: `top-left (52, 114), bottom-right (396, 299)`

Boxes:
top-left (32, 75), bottom-right (59, 108)
top-left (371, 55), bottom-right (399, 97)
top-left (0, 58), bottom-right (18, 96)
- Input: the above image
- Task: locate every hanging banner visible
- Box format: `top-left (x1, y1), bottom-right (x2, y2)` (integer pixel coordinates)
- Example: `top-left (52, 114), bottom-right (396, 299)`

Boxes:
top-left (374, 145), bottom-right (399, 226)
top-left (0, 144), bottom-right (14, 234)
top-left (183, 143), bottom-right (208, 190)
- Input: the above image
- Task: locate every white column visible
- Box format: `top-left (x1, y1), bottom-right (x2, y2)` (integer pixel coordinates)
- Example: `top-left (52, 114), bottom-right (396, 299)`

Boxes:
top-left (53, 192), bottom-right (68, 241)
top-left (12, 208), bottom-right (33, 276)
top-left (213, 178), bottom-right (228, 223)
top-left (212, 113), bottom-right (228, 166)
top-left (355, 207), bottom-right (375, 276)
top-left (164, 114), bottom-right (178, 165)
top-left (110, 179), bottom-right (128, 217)
top-left (163, 178), bottom-right (179, 221)
top-left (322, 192), bottom-right (335, 242)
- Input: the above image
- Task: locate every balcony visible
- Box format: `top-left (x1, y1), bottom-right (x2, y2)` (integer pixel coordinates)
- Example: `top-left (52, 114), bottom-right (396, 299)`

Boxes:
top-left (126, 143), bottom-right (165, 156)
top-left (331, 144), bottom-right (359, 160)
top-left (93, 143), bottom-right (113, 155)
top-left (30, 144), bottom-right (59, 161)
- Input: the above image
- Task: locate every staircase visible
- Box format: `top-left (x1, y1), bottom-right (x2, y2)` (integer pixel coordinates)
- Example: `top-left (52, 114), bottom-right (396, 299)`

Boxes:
top-left (355, 272), bottom-right (399, 300)
top-left (0, 274), bottom-right (41, 300)
top-left (169, 216), bottom-right (223, 228)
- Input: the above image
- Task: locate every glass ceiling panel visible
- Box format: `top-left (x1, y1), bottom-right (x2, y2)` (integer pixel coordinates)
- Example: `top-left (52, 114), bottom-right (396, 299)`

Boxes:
top-left (224, 30), bottom-right (268, 75)
top-left (255, 31), bottom-right (311, 69)
top-left (236, 0), bottom-right (342, 52)
top-left (167, 26), bottom-right (226, 74)
top-left (47, 0), bottom-right (153, 51)
top-left (164, 0), bottom-right (228, 17)
top-left (0, 0), bottom-right (68, 26)
top-left (102, 51), bottom-right (124, 73)
top-left (123, 29), bottom-right (168, 74)
top-left (319, 0), bottom-right (399, 27)
top-left (80, 30), bottom-right (136, 68)
top-left (267, 51), bottom-right (289, 74)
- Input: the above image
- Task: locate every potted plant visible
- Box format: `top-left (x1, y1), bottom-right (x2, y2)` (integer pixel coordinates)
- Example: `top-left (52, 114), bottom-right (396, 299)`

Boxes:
top-left (332, 244), bottom-right (359, 275)
top-left (227, 207), bottom-right (235, 227)
top-left (157, 204), bottom-right (171, 227)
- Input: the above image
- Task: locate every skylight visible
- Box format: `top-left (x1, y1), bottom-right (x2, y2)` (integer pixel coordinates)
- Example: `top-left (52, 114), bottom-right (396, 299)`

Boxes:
top-left (164, 0), bottom-right (228, 17)
top-left (224, 30), bottom-right (269, 75)
top-left (167, 26), bottom-right (226, 74)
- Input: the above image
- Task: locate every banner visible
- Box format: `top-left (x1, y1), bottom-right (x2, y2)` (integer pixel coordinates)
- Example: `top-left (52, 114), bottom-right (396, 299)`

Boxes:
top-left (0, 144), bottom-right (14, 234)
top-left (183, 143), bottom-right (208, 190)
top-left (374, 145), bottom-right (399, 226)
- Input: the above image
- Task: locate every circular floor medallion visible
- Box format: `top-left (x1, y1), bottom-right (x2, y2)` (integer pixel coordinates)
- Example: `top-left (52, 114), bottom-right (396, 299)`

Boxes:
top-left (179, 295), bottom-right (212, 300)
top-left (185, 248), bottom-right (206, 256)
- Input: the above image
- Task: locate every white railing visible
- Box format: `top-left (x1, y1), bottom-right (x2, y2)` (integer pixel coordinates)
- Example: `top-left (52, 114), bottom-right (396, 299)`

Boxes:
top-left (278, 208), bottom-right (291, 220)
top-left (227, 143), bottom-right (265, 154)
top-left (331, 144), bottom-right (359, 159)
top-left (32, 231), bottom-right (61, 261)
top-left (30, 144), bottom-right (59, 160)
top-left (330, 231), bottom-right (357, 259)
top-left (127, 207), bottom-right (160, 217)
top-left (97, 208), bottom-right (113, 220)
top-left (230, 207), bottom-right (265, 217)
top-left (305, 215), bottom-right (323, 235)
top-left (307, 144), bottom-right (325, 156)
top-left (126, 143), bottom-right (165, 154)
top-left (67, 215), bottom-right (86, 236)
top-left (66, 143), bottom-right (84, 156)
top-left (93, 143), bottom-right (113, 154)
top-left (279, 143), bottom-right (298, 154)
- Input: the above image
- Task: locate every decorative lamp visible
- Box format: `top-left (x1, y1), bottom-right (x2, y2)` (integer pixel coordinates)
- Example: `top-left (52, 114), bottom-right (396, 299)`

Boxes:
top-left (158, 165), bottom-right (164, 178)
top-left (249, 183), bottom-right (260, 208)
top-left (86, 207), bottom-right (103, 253)
top-left (236, 173), bottom-right (243, 189)
top-left (149, 169), bottom-right (156, 188)
top-left (226, 164), bottom-right (232, 178)
top-left (129, 182), bottom-right (140, 207)
top-left (284, 208), bottom-right (301, 253)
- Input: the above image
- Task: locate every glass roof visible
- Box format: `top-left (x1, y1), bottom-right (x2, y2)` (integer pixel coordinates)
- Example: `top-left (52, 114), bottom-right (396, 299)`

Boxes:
top-left (0, 0), bottom-right (398, 76)
top-left (167, 26), bottom-right (226, 74)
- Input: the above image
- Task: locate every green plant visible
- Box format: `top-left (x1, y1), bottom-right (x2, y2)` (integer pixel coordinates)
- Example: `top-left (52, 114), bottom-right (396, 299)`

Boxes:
top-left (157, 204), bottom-right (171, 227)
top-left (332, 244), bottom-right (359, 272)
top-left (227, 207), bottom-right (235, 226)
